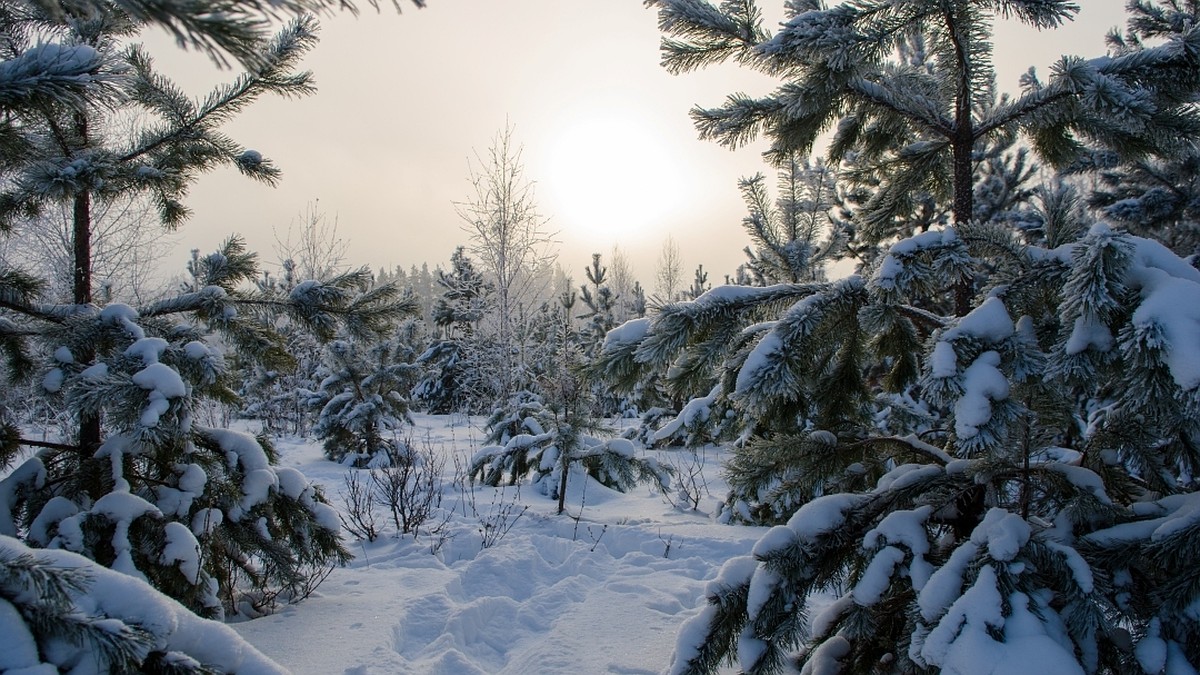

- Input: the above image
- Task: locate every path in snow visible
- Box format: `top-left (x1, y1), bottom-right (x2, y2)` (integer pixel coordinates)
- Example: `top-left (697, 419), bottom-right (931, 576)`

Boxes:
top-left (232, 415), bottom-right (763, 674)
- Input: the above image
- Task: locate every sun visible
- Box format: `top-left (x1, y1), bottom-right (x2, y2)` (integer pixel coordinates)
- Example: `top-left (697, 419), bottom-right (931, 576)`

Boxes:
top-left (541, 108), bottom-right (687, 248)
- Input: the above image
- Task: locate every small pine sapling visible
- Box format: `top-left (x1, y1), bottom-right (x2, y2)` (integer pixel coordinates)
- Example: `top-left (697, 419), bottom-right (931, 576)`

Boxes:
top-left (310, 330), bottom-right (421, 468)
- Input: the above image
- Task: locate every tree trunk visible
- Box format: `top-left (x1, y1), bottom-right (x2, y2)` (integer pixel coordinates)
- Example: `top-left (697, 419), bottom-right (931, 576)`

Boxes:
top-left (948, 2), bottom-right (975, 317)
top-left (72, 113), bottom-right (101, 455)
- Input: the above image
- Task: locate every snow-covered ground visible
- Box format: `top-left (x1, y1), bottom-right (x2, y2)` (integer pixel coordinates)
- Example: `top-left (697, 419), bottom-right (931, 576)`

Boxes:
top-left (231, 414), bottom-right (765, 674)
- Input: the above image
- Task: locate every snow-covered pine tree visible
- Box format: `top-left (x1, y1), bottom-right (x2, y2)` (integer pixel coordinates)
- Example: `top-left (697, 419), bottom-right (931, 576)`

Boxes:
top-left (0, 4), bottom-right (412, 619)
top-left (0, 534), bottom-right (287, 673)
top-left (619, 1), bottom-right (1200, 672)
top-left (593, 158), bottom-right (848, 450)
top-left (309, 317), bottom-right (423, 468)
top-left (685, 264), bottom-right (710, 300)
top-left (471, 295), bottom-right (670, 512)
top-left (0, 236), bottom-right (414, 617)
top-left (1080, 147), bottom-right (1200, 260)
top-left (238, 259), bottom-right (325, 436)
top-left (650, 0), bottom-right (1199, 255)
top-left (1055, 2), bottom-right (1200, 261)
top-left (579, 253), bottom-right (619, 356)
top-left (413, 246), bottom-right (498, 414)
top-left (739, 156), bottom-right (846, 285)
top-left (627, 279), bottom-right (648, 319)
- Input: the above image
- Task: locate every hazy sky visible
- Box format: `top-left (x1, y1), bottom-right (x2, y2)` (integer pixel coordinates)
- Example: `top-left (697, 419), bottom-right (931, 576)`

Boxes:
top-left (147, 0), bottom-right (1131, 288)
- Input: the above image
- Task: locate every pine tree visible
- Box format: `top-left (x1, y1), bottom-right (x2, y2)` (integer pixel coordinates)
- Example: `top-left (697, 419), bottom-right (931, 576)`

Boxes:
top-left (685, 264), bottom-right (709, 300)
top-left (738, 156), bottom-right (846, 285)
top-left (0, 3), bottom-right (413, 619)
top-left (619, 1), bottom-right (1200, 672)
top-left (650, 0), bottom-right (1200, 250)
top-left (0, 534), bottom-right (287, 673)
top-left (579, 253), bottom-right (619, 355)
top-left (310, 318), bottom-right (422, 468)
top-left (414, 246), bottom-right (498, 414)
top-left (470, 301), bottom-right (670, 513)
top-left (238, 258), bottom-right (322, 436)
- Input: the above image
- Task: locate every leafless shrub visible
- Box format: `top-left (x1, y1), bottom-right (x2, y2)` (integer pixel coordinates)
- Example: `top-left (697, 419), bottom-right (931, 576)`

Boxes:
top-left (372, 442), bottom-right (444, 536)
top-left (339, 470), bottom-right (380, 542)
top-left (663, 449), bottom-right (711, 512)
top-left (478, 485), bottom-right (528, 550)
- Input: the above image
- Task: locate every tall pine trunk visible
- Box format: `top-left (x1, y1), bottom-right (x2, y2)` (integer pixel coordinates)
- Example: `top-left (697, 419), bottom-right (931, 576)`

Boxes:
top-left (948, 2), bottom-right (975, 317)
top-left (72, 113), bottom-right (101, 455)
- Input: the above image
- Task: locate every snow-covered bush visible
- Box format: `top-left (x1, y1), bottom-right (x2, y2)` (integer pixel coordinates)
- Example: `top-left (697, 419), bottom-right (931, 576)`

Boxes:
top-left (481, 390), bottom-right (556, 448)
top-left (0, 534), bottom-right (287, 673)
top-left (471, 432), bottom-right (670, 499)
top-left (310, 328), bottom-right (422, 468)
top-left (473, 358), bottom-right (671, 512)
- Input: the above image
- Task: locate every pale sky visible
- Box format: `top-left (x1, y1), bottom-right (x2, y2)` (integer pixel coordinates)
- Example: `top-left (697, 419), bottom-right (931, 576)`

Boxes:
top-left (147, 0), bottom-right (1131, 288)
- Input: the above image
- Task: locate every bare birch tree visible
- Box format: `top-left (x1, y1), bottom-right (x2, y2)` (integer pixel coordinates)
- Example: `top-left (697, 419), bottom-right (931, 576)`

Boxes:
top-left (458, 123), bottom-right (557, 400)
top-left (274, 199), bottom-right (349, 283)
top-left (655, 234), bottom-right (683, 303)
top-left (608, 244), bottom-right (636, 321)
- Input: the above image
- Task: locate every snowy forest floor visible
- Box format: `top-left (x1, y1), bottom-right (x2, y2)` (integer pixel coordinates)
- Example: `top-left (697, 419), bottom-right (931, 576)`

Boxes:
top-left (228, 413), bottom-right (766, 674)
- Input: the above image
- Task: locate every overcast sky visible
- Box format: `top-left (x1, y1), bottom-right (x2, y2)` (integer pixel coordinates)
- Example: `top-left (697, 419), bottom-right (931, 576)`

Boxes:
top-left (147, 0), bottom-right (1131, 288)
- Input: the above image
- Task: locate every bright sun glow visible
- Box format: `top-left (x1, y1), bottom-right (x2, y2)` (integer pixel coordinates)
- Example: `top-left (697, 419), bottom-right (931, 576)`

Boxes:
top-left (542, 109), bottom-right (687, 248)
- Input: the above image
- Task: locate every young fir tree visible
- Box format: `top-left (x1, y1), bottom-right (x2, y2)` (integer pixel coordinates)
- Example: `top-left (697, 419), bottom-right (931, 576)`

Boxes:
top-left (413, 246), bottom-right (497, 414)
top-left (309, 313), bottom-right (423, 468)
top-left (0, 5), bottom-right (413, 620)
top-left (594, 1), bottom-right (1200, 672)
top-left (739, 156), bottom-right (847, 284)
top-left (471, 291), bottom-right (671, 513)
top-left (579, 252), bottom-right (619, 356)
top-left (238, 258), bottom-right (325, 436)
top-left (685, 264), bottom-right (710, 300)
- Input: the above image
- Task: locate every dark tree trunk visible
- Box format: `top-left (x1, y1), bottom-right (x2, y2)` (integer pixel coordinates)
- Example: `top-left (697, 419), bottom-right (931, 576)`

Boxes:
top-left (948, 2), bottom-right (975, 317)
top-left (72, 113), bottom-right (101, 455)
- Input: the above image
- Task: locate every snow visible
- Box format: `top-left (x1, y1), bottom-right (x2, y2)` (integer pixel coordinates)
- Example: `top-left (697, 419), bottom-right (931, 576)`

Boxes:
top-left (0, 456), bottom-right (45, 535)
top-left (735, 330), bottom-right (785, 394)
top-left (602, 317), bottom-right (650, 349)
top-left (0, 42), bottom-right (101, 84)
top-left (1064, 316), bottom-right (1114, 355)
top-left (931, 340), bottom-right (957, 378)
top-left (1128, 264), bottom-right (1200, 390)
top-left (222, 415), bottom-right (765, 674)
top-left (161, 521), bottom-right (202, 584)
top-left (80, 362), bottom-right (108, 380)
top-left (41, 367), bottom-right (63, 393)
top-left (652, 385), bottom-right (719, 442)
top-left (785, 492), bottom-right (868, 540)
top-left (853, 545), bottom-right (906, 605)
top-left (919, 565), bottom-right (1005, 667)
top-left (873, 228), bottom-right (960, 290)
top-left (864, 506), bottom-right (934, 590)
top-left (131, 362), bottom-right (188, 427)
top-left (954, 351), bottom-right (1010, 440)
top-left (99, 303), bottom-right (145, 339)
top-left (184, 340), bottom-right (212, 360)
top-left (126, 336), bottom-right (170, 364)
top-left (942, 297), bottom-right (1015, 343)
top-left (970, 508), bottom-right (1030, 562)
